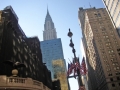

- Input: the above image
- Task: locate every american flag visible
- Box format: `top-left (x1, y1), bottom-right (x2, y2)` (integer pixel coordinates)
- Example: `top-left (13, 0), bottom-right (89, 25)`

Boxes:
top-left (75, 58), bottom-right (84, 75)
top-left (67, 57), bottom-right (86, 77)
top-left (81, 57), bottom-right (87, 75)
top-left (71, 62), bottom-right (77, 78)
top-left (67, 58), bottom-right (77, 78)
top-left (71, 62), bottom-right (75, 70)
top-left (76, 58), bottom-right (80, 70)
top-left (72, 58), bottom-right (78, 78)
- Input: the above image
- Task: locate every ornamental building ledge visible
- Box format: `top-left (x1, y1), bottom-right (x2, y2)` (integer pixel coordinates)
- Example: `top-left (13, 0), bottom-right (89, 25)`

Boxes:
top-left (0, 75), bottom-right (51, 90)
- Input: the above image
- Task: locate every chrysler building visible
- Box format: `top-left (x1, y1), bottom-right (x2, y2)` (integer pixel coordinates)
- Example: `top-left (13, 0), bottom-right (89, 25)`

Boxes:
top-left (43, 8), bottom-right (57, 40)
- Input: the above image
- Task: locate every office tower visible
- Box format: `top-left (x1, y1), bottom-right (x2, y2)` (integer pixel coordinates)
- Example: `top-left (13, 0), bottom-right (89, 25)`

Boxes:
top-left (102, 0), bottom-right (120, 35)
top-left (40, 38), bottom-right (65, 79)
top-left (52, 59), bottom-right (68, 90)
top-left (0, 6), bottom-right (52, 89)
top-left (43, 8), bottom-right (57, 40)
top-left (78, 7), bottom-right (120, 90)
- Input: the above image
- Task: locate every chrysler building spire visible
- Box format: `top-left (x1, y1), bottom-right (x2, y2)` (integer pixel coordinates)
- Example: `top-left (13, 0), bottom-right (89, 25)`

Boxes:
top-left (47, 4), bottom-right (49, 14)
top-left (43, 7), bottom-right (57, 41)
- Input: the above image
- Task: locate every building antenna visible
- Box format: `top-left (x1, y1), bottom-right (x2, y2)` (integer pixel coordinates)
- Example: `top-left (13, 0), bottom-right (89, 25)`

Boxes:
top-left (47, 4), bottom-right (48, 9)
top-left (89, 2), bottom-right (92, 8)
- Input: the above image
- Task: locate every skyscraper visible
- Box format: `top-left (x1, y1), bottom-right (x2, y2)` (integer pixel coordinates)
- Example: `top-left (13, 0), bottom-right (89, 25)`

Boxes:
top-left (43, 7), bottom-right (57, 40)
top-left (40, 38), bottom-right (65, 79)
top-left (40, 8), bottom-right (68, 90)
top-left (78, 7), bottom-right (120, 90)
top-left (102, 0), bottom-right (120, 35)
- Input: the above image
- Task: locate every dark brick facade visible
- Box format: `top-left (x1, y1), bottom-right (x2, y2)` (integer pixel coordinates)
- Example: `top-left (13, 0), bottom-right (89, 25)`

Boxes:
top-left (0, 6), bottom-right (52, 89)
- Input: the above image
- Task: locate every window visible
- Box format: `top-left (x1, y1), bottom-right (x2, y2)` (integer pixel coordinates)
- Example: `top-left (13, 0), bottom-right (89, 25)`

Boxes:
top-left (106, 64), bottom-right (109, 67)
top-left (110, 30), bottom-right (113, 33)
top-left (101, 28), bottom-right (106, 31)
top-left (102, 32), bottom-right (107, 35)
top-left (18, 47), bottom-right (20, 52)
top-left (18, 38), bottom-right (20, 43)
top-left (106, 42), bottom-right (110, 46)
top-left (107, 68), bottom-right (111, 71)
top-left (110, 54), bottom-right (115, 57)
top-left (108, 73), bottom-right (112, 76)
top-left (117, 77), bottom-right (120, 80)
top-left (106, 35), bottom-right (108, 38)
top-left (111, 34), bottom-right (114, 37)
top-left (110, 78), bottom-right (113, 81)
top-left (112, 0), bottom-right (119, 17)
top-left (115, 63), bottom-right (118, 65)
top-left (117, 67), bottom-right (120, 70)
top-left (104, 35), bottom-right (109, 38)
top-left (107, 46), bottom-right (112, 49)
top-left (112, 83), bottom-right (115, 87)
top-left (13, 48), bottom-right (17, 55)
top-left (13, 40), bottom-right (15, 46)
top-left (111, 58), bottom-right (114, 61)
top-left (118, 53), bottom-right (120, 55)
top-left (110, 0), bottom-right (114, 11)
top-left (104, 60), bottom-right (107, 62)
top-left (108, 50), bottom-right (114, 53)
top-left (103, 55), bottom-right (106, 58)
top-left (94, 13), bottom-right (97, 17)
top-left (117, 48), bottom-right (120, 51)
top-left (100, 47), bottom-right (103, 50)
top-left (101, 51), bottom-right (105, 55)
top-left (115, 41), bottom-right (118, 44)
top-left (95, 30), bottom-right (98, 32)
top-left (98, 13), bottom-right (101, 17)
top-left (119, 83), bottom-right (120, 86)
top-left (113, 63), bottom-right (115, 65)
top-left (115, 72), bottom-right (120, 75)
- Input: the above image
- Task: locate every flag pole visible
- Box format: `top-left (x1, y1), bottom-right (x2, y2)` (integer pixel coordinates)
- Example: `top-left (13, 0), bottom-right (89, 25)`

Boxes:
top-left (67, 28), bottom-right (84, 88)
top-left (68, 58), bottom-right (72, 63)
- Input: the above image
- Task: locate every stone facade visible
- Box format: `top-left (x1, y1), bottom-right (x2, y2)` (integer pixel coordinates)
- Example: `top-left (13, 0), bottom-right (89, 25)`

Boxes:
top-left (0, 75), bottom-right (51, 90)
top-left (78, 7), bottom-right (120, 90)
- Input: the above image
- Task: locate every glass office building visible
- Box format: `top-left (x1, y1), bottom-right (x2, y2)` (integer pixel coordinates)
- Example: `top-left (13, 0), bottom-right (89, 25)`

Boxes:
top-left (40, 38), bottom-right (65, 78)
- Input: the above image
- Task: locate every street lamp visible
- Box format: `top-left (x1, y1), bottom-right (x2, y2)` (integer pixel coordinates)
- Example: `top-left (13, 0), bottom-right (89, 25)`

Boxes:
top-left (67, 28), bottom-right (83, 88)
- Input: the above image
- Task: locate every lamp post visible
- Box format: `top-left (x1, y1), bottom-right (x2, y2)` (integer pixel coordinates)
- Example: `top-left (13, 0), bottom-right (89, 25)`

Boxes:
top-left (67, 28), bottom-right (83, 88)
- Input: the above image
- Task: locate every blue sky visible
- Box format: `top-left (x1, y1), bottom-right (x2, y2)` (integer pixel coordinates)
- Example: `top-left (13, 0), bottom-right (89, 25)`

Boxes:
top-left (0, 0), bottom-right (104, 90)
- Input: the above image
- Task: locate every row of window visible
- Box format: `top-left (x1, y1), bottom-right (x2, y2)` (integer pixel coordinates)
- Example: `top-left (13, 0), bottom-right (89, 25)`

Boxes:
top-left (97, 27), bottom-right (120, 76)
top-left (112, 0), bottom-right (119, 17)
top-left (102, 52), bottom-right (120, 71)
top-left (109, 0), bottom-right (114, 12)
top-left (106, 0), bottom-right (110, 8)
top-left (115, 10), bottom-right (120, 24)
top-left (111, 83), bottom-right (120, 87)
top-left (12, 55), bottom-right (38, 75)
